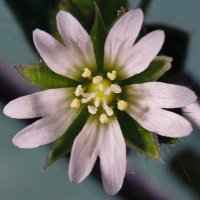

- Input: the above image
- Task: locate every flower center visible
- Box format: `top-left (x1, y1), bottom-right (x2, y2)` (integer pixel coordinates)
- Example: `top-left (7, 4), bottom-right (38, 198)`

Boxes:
top-left (87, 78), bottom-right (114, 105)
top-left (70, 68), bottom-right (128, 124)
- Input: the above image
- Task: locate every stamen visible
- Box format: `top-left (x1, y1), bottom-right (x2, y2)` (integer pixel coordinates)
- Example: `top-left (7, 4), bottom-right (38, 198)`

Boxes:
top-left (94, 98), bottom-right (100, 107)
top-left (104, 87), bottom-right (111, 95)
top-left (98, 84), bottom-right (103, 92)
top-left (82, 68), bottom-right (91, 78)
top-left (75, 85), bottom-right (84, 97)
top-left (92, 76), bottom-right (103, 84)
top-left (107, 70), bottom-right (117, 81)
top-left (99, 113), bottom-right (109, 124)
top-left (88, 105), bottom-right (98, 114)
top-left (111, 84), bottom-right (122, 94)
top-left (70, 98), bottom-right (81, 109)
top-left (103, 99), bottom-right (114, 116)
top-left (81, 93), bottom-right (96, 103)
top-left (117, 100), bottom-right (128, 111)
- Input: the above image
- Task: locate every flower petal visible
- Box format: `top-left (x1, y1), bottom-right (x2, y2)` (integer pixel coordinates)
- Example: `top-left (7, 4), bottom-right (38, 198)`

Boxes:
top-left (183, 101), bottom-right (200, 128)
top-left (33, 29), bottom-right (85, 80)
top-left (3, 88), bottom-right (74, 119)
top-left (56, 11), bottom-right (96, 67)
top-left (127, 106), bottom-right (192, 137)
top-left (12, 109), bottom-right (79, 148)
top-left (99, 118), bottom-right (126, 195)
top-left (69, 117), bottom-right (99, 183)
top-left (118, 30), bottom-right (165, 79)
top-left (126, 82), bottom-right (197, 108)
top-left (104, 9), bottom-right (143, 68)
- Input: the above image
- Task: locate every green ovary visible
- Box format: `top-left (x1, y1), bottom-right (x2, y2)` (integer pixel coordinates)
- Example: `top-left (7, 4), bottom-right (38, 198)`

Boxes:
top-left (87, 79), bottom-right (115, 105)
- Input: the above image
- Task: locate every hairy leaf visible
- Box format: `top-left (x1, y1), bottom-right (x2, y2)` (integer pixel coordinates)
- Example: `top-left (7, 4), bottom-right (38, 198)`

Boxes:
top-left (17, 63), bottom-right (79, 89)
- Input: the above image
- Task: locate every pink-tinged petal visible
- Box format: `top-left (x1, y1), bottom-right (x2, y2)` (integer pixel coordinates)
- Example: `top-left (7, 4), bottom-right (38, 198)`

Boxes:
top-left (99, 118), bottom-right (126, 195)
top-left (118, 30), bottom-right (165, 79)
top-left (183, 101), bottom-right (200, 127)
top-left (3, 88), bottom-right (74, 119)
top-left (126, 82), bottom-right (197, 108)
top-left (69, 117), bottom-right (100, 183)
top-left (127, 105), bottom-right (192, 137)
top-left (56, 11), bottom-right (96, 67)
top-left (12, 109), bottom-right (79, 148)
top-left (104, 9), bottom-right (143, 68)
top-left (33, 29), bottom-right (85, 80)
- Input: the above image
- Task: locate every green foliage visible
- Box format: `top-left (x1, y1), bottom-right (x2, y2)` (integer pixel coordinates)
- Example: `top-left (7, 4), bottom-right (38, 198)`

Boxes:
top-left (90, 3), bottom-right (107, 72)
top-left (116, 110), bottom-right (160, 159)
top-left (98, 0), bottom-right (128, 28)
top-left (43, 107), bottom-right (90, 169)
top-left (57, 0), bottom-right (128, 32)
top-left (5, 0), bottom-right (57, 45)
top-left (17, 63), bottom-right (79, 89)
top-left (121, 56), bottom-right (172, 85)
top-left (58, 0), bottom-right (93, 32)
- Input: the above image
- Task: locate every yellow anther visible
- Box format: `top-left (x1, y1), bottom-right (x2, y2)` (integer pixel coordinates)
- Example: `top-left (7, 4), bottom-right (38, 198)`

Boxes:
top-left (81, 93), bottom-right (96, 103)
top-left (117, 100), bottom-right (128, 111)
top-left (88, 105), bottom-right (98, 114)
top-left (82, 68), bottom-right (92, 78)
top-left (94, 98), bottom-right (100, 107)
top-left (70, 98), bottom-right (81, 109)
top-left (110, 84), bottom-right (122, 94)
top-left (75, 85), bottom-right (84, 97)
top-left (92, 76), bottom-right (103, 84)
top-left (107, 70), bottom-right (117, 81)
top-left (99, 113), bottom-right (109, 124)
top-left (103, 99), bottom-right (114, 116)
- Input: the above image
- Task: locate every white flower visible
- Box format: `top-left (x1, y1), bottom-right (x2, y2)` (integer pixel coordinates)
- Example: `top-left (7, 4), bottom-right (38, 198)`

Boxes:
top-left (3, 9), bottom-right (197, 195)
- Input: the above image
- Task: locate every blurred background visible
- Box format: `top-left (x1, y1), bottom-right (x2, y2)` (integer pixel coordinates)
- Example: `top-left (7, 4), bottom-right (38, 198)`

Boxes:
top-left (0, 0), bottom-right (200, 199)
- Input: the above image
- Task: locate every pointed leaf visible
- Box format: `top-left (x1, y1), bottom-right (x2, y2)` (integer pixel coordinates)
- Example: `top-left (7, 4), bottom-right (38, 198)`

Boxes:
top-left (90, 3), bottom-right (107, 72)
top-left (57, 0), bottom-right (94, 32)
top-left (43, 107), bottom-right (89, 169)
top-left (17, 63), bottom-right (79, 89)
top-left (121, 56), bottom-right (172, 85)
top-left (98, 0), bottom-right (128, 28)
top-left (58, 0), bottom-right (128, 30)
top-left (116, 110), bottom-right (160, 159)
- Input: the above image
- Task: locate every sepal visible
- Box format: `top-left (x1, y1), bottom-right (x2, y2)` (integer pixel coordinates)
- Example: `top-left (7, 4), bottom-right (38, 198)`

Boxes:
top-left (17, 63), bottom-right (79, 89)
top-left (116, 110), bottom-right (160, 159)
top-left (121, 56), bottom-right (172, 85)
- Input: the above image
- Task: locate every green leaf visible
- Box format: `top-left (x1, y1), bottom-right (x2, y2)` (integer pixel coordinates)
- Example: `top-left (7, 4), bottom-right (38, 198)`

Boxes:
top-left (121, 56), bottom-right (173, 85)
top-left (90, 3), bottom-right (107, 72)
top-left (72, 0), bottom-right (95, 11)
top-left (98, 0), bottom-right (128, 28)
top-left (57, 0), bottom-right (94, 32)
top-left (6, 0), bottom-right (57, 47)
top-left (17, 63), bottom-right (79, 89)
top-left (57, 0), bottom-right (128, 32)
top-left (116, 110), bottom-right (160, 159)
top-left (43, 107), bottom-right (89, 169)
